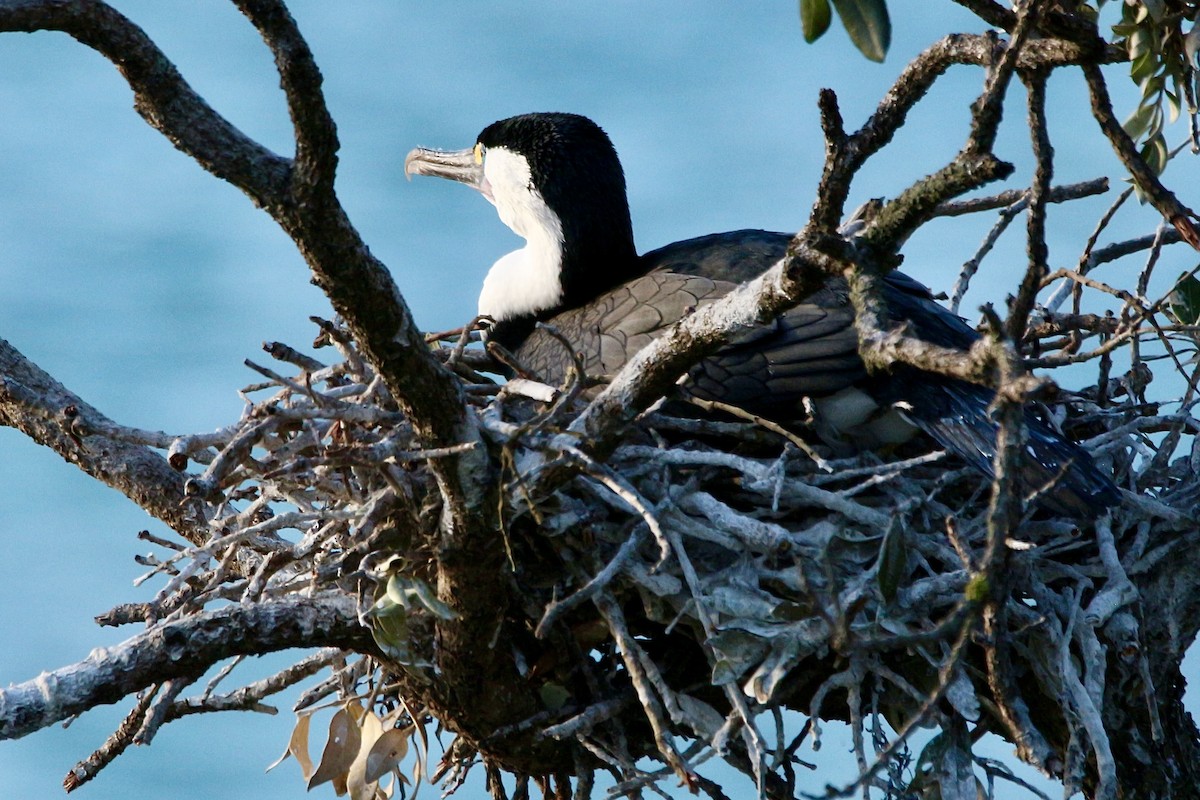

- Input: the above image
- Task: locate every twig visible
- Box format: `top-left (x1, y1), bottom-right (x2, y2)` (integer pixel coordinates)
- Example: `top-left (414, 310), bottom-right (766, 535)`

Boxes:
top-left (62, 689), bottom-right (158, 792)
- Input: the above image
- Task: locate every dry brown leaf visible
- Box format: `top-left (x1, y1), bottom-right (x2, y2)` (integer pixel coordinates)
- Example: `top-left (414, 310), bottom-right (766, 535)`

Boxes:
top-left (308, 705), bottom-right (363, 791)
top-left (347, 711), bottom-right (386, 800)
top-left (265, 712), bottom-right (313, 778)
top-left (364, 726), bottom-right (412, 784)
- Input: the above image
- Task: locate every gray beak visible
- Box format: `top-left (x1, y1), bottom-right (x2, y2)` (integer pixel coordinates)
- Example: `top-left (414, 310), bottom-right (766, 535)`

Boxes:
top-left (404, 146), bottom-right (486, 193)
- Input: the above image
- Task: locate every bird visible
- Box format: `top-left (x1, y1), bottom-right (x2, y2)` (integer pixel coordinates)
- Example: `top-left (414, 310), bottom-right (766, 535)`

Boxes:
top-left (405, 112), bottom-right (1119, 518)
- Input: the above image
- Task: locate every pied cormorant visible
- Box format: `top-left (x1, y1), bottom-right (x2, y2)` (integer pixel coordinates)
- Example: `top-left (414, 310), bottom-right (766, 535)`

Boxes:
top-left (405, 112), bottom-right (1118, 518)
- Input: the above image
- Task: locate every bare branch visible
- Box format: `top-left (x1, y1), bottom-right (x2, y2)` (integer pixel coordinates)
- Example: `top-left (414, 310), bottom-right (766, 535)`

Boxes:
top-left (0, 338), bottom-right (206, 543)
top-left (0, 594), bottom-right (369, 740)
top-left (934, 177), bottom-right (1109, 218)
top-left (1006, 69), bottom-right (1053, 341)
top-left (0, 0), bottom-right (289, 201)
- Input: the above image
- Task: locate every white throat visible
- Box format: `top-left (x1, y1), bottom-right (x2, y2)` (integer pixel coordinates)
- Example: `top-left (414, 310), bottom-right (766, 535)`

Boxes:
top-left (476, 148), bottom-right (565, 321)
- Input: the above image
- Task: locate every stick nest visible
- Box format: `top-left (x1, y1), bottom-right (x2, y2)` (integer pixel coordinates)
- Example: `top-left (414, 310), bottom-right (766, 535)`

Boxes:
top-left (114, 289), bottom-right (1200, 800)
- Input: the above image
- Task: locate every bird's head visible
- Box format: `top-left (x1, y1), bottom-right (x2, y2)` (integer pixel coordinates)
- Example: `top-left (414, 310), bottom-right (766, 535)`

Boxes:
top-left (406, 113), bottom-right (639, 327)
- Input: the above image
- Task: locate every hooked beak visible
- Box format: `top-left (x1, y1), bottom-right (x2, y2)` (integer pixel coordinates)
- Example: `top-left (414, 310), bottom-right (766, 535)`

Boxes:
top-left (404, 146), bottom-right (490, 199)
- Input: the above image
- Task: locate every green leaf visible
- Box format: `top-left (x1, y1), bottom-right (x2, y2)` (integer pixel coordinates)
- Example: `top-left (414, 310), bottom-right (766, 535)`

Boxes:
top-left (386, 574), bottom-right (459, 620)
top-left (1123, 102), bottom-right (1155, 140)
top-left (369, 596), bottom-right (415, 663)
top-left (1169, 272), bottom-right (1200, 326)
top-left (1140, 73), bottom-right (1165, 98)
top-left (831, 0), bottom-right (891, 62)
top-left (538, 682), bottom-right (572, 711)
top-left (1167, 91), bottom-right (1181, 123)
top-left (1129, 26), bottom-right (1152, 60)
top-left (1140, 133), bottom-right (1169, 175)
top-left (799, 0), bottom-right (833, 43)
top-left (1130, 49), bottom-right (1158, 84)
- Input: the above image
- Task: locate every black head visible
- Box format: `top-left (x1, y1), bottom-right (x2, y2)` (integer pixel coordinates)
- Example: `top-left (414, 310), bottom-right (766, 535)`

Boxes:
top-left (478, 112), bottom-right (639, 303)
top-left (406, 113), bottom-right (642, 347)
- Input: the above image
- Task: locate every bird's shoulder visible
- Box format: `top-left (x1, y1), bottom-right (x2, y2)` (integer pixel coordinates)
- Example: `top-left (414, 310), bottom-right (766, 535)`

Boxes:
top-left (517, 271), bottom-right (734, 382)
top-left (641, 228), bottom-right (790, 285)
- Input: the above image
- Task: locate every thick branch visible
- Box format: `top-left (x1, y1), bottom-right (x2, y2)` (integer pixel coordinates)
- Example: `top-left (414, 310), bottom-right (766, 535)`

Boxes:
top-left (231, 0), bottom-right (338, 198)
top-left (0, 0), bottom-right (493, 538)
top-left (0, 5), bottom-right (537, 775)
top-left (0, 594), bottom-right (369, 740)
top-left (0, 338), bottom-right (205, 544)
top-left (224, 0), bottom-right (494, 539)
top-left (861, 152), bottom-right (1014, 255)
top-left (0, 0), bottom-right (290, 203)
top-left (964, 0), bottom-right (1043, 158)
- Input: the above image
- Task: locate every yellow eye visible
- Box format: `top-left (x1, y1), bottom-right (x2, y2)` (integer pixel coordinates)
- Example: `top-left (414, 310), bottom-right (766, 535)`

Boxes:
top-left (473, 143), bottom-right (484, 164)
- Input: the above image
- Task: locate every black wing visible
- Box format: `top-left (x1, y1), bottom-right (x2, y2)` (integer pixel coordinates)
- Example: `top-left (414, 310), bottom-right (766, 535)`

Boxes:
top-left (531, 229), bottom-right (1119, 515)
top-left (516, 272), bottom-right (733, 385)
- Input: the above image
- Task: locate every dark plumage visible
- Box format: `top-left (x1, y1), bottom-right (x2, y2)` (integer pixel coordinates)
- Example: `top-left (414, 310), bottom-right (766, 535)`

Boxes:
top-left (406, 112), bottom-right (1119, 517)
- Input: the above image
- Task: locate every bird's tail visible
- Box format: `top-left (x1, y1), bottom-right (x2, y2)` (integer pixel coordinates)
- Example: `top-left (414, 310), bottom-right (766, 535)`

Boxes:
top-left (896, 375), bottom-right (1120, 519)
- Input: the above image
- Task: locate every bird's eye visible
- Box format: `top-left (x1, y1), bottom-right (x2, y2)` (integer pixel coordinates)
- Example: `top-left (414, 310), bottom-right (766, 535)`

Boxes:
top-left (473, 143), bottom-right (485, 164)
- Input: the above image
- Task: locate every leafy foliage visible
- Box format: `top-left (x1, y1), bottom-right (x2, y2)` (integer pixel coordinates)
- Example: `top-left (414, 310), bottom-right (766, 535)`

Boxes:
top-left (799, 0), bottom-right (891, 61)
top-left (1109, 1), bottom-right (1200, 179)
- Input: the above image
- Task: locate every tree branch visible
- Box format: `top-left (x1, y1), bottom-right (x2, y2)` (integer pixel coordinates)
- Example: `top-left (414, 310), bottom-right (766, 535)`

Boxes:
top-left (0, 594), bottom-right (369, 741)
top-left (231, 0), bottom-right (338, 197)
top-left (1082, 61), bottom-right (1200, 250)
top-left (0, 0), bottom-right (290, 202)
top-left (0, 338), bottom-right (206, 544)
top-left (1006, 69), bottom-right (1053, 341)
top-left (0, 1), bottom-right (498, 576)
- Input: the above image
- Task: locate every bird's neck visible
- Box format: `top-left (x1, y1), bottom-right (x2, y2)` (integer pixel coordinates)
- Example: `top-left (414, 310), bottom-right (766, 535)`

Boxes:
top-left (477, 232), bottom-right (565, 325)
top-left (481, 220), bottom-right (640, 350)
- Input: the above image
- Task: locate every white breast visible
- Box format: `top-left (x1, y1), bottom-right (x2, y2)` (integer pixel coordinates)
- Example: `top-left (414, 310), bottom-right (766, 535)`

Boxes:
top-left (476, 147), bottom-right (565, 321)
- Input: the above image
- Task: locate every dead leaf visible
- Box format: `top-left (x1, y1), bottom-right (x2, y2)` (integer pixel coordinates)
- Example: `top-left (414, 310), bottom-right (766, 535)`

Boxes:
top-left (347, 711), bottom-right (386, 800)
top-left (265, 712), bottom-right (313, 778)
top-left (364, 726), bottom-right (412, 784)
top-left (308, 705), bottom-right (363, 791)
